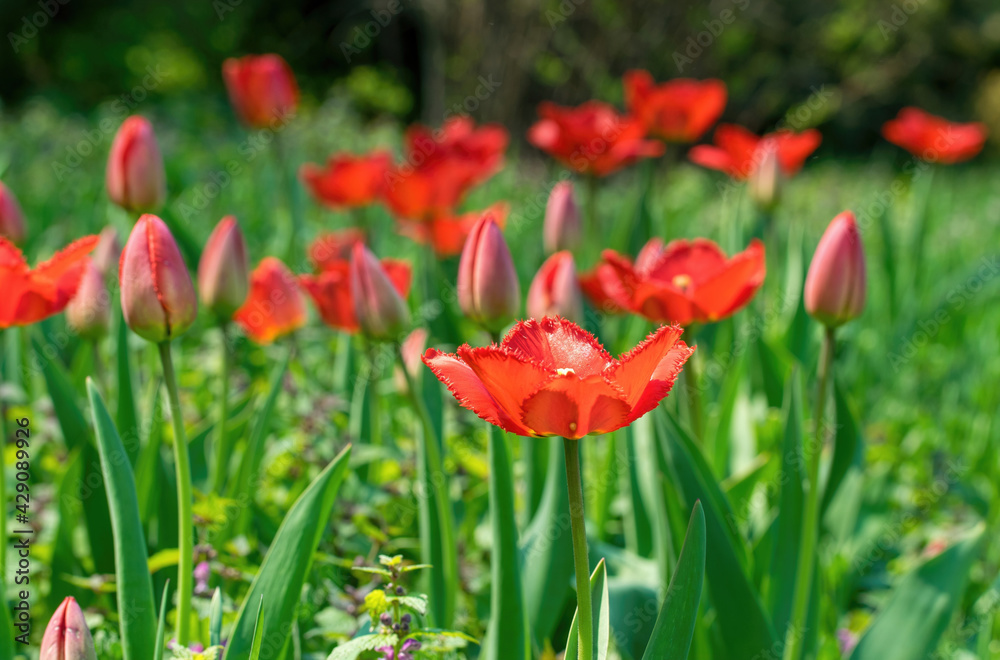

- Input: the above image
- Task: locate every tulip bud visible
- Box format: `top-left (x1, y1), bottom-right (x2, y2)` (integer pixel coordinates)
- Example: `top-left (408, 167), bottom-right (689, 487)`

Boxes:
top-left (527, 251), bottom-right (584, 323)
top-left (198, 216), bottom-right (249, 320)
top-left (0, 181), bottom-right (27, 244)
top-left (106, 116), bottom-right (167, 213)
top-left (41, 597), bottom-right (97, 660)
top-left (804, 211), bottom-right (866, 327)
top-left (66, 260), bottom-right (111, 340)
top-left (91, 227), bottom-right (121, 276)
top-left (120, 214), bottom-right (197, 342)
top-left (543, 181), bottom-right (581, 253)
top-left (458, 215), bottom-right (520, 333)
top-left (222, 54), bottom-right (299, 129)
top-left (350, 243), bottom-right (410, 341)
top-left (748, 141), bottom-right (782, 210)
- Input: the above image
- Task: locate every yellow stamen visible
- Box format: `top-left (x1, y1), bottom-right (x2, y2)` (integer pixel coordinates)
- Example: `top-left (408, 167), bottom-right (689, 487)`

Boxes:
top-left (557, 367), bottom-right (576, 376)
top-left (672, 273), bottom-right (693, 291)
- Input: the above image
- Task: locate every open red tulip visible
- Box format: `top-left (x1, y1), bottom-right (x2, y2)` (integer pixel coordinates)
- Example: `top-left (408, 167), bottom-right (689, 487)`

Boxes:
top-left (299, 254), bottom-right (410, 334)
top-left (623, 70), bottom-right (727, 142)
top-left (689, 124), bottom-right (821, 181)
top-left (0, 235), bottom-right (98, 328)
top-left (397, 202), bottom-right (509, 257)
top-left (301, 151), bottom-right (392, 210)
top-left (600, 237), bottom-right (765, 326)
top-left (233, 257), bottom-right (307, 344)
top-left (423, 317), bottom-right (693, 439)
top-left (222, 54), bottom-right (299, 129)
top-left (881, 107), bottom-right (987, 164)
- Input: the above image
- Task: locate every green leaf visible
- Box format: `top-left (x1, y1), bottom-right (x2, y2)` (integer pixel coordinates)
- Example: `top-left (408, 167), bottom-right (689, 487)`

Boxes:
top-left (822, 378), bottom-right (864, 515)
top-left (224, 446), bottom-right (352, 660)
top-left (850, 523), bottom-right (986, 660)
top-left (247, 597), bottom-right (265, 660)
top-left (154, 580), bottom-right (170, 660)
top-left (33, 332), bottom-right (89, 451)
top-left (483, 426), bottom-right (529, 660)
top-left (210, 588), bottom-right (223, 647)
top-left (116, 309), bottom-right (140, 465)
top-left (565, 558), bottom-right (610, 660)
top-left (87, 378), bottom-right (158, 660)
top-left (327, 633), bottom-right (396, 660)
top-left (641, 501), bottom-right (706, 660)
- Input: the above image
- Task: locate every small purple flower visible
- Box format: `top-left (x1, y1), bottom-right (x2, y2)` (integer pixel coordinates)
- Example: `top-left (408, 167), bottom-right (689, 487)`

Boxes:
top-left (376, 645), bottom-right (395, 660)
top-left (194, 561), bottom-right (212, 595)
top-left (399, 639), bottom-right (421, 660)
top-left (836, 628), bottom-right (858, 656)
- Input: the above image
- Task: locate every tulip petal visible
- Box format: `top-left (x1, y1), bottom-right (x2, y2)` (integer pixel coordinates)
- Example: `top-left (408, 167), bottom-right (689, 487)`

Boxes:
top-left (458, 344), bottom-right (553, 429)
top-left (605, 324), bottom-right (686, 406)
top-left (502, 317), bottom-right (612, 377)
top-left (521, 374), bottom-right (629, 438)
top-left (691, 239), bottom-right (765, 321)
top-left (626, 342), bottom-right (696, 423)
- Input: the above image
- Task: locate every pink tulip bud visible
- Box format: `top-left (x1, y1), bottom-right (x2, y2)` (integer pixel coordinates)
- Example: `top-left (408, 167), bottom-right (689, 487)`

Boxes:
top-left (66, 260), bottom-right (111, 340)
top-left (198, 216), bottom-right (249, 320)
top-left (91, 227), bottom-right (121, 276)
top-left (805, 211), bottom-right (867, 327)
top-left (527, 251), bottom-right (584, 323)
top-left (0, 181), bottom-right (27, 244)
top-left (41, 597), bottom-right (97, 660)
top-left (748, 141), bottom-right (782, 210)
top-left (106, 116), bottom-right (167, 213)
top-left (543, 181), bottom-right (581, 253)
top-left (120, 214), bottom-right (197, 342)
top-left (222, 54), bottom-right (299, 129)
top-left (350, 243), bottom-right (410, 341)
top-left (458, 214), bottom-right (521, 333)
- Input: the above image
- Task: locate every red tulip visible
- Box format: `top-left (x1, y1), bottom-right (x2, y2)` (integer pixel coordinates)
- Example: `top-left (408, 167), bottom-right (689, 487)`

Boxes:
top-left (527, 251), bottom-right (584, 323)
top-left (300, 151), bottom-right (392, 210)
top-left (397, 202), bottom-right (509, 257)
top-left (66, 259), bottom-right (111, 340)
top-left (689, 124), bottom-right (821, 181)
top-left (0, 235), bottom-right (98, 328)
top-left (308, 228), bottom-right (366, 271)
top-left (222, 54), bottom-right (299, 129)
top-left (91, 227), bottom-right (121, 276)
top-left (881, 107), bottom-right (987, 164)
top-left (805, 211), bottom-right (866, 327)
top-left (543, 181), bottom-right (581, 254)
top-left (198, 216), bottom-right (249, 319)
top-left (300, 252), bottom-right (410, 334)
top-left (233, 257), bottom-right (307, 344)
top-left (527, 101), bottom-right (664, 177)
top-left (579, 263), bottom-right (626, 315)
top-left (350, 243), bottom-right (411, 341)
top-left (119, 214), bottom-right (197, 343)
top-left (458, 214), bottom-right (520, 333)
top-left (600, 237), bottom-right (765, 326)
top-left (106, 116), bottom-right (167, 213)
top-left (623, 70), bottom-right (727, 142)
top-left (41, 596), bottom-right (96, 660)
top-left (423, 317), bottom-right (693, 439)
top-left (0, 181), bottom-right (27, 244)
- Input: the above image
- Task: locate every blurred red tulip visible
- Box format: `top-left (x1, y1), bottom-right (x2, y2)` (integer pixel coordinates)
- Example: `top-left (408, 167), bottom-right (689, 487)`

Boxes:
top-left (66, 259), bottom-right (111, 340)
top-left (881, 107), bottom-right (987, 164)
top-left (689, 124), bottom-right (821, 181)
top-left (527, 101), bottom-right (664, 177)
top-left (397, 202), bottom-right (509, 257)
top-left (579, 263), bottom-right (626, 315)
top-left (41, 596), bottom-right (97, 660)
top-left (458, 214), bottom-right (521, 333)
top-left (233, 257), bottom-right (307, 344)
top-left (0, 181), bottom-right (27, 244)
top-left (623, 70), bottom-right (727, 142)
top-left (805, 211), bottom-right (866, 327)
top-left (527, 251), bottom-right (584, 323)
top-left (119, 214), bottom-right (197, 343)
top-left (350, 243), bottom-right (411, 341)
top-left (601, 237), bottom-right (765, 326)
top-left (106, 116), bottom-right (167, 213)
top-left (198, 216), bottom-right (250, 319)
top-left (301, 151), bottom-right (392, 210)
top-left (222, 54), bottom-right (299, 129)
top-left (423, 317), bottom-right (693, 439)
top-left (300, 251), bottom-right (410, 334)
top-left (308, 228), bottom-right (366, 271)
top-left (543, 181), bottom-right (581, 254)
top-left (0, 235), bottom-right (97, 328)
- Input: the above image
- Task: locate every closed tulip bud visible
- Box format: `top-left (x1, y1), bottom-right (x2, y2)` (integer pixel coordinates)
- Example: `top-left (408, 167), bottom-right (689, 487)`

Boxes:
top-left (223, 54), bottom-right (299, 129)
top-left (106, 116), bottom-right (167, 213)
top-left (350, 243), bottom-right (410, 341)
top-left (66, 260), bottom-right (111, 340)
top-left (805, 211), bottom-right (866, 327)
top-left (543, 181), bottom-right (581, 253)
top-left (748, 142), bottom-right (783, 210)
top-left (120, 214), bottom-right (197, 342)
top-left (41, 597), bottom-right (97, 660)
top-left (458, 215), bottom-right (520, 333)
top-left (0, 181), bottom-right (27, 244)
top-left (92, 227), bottom-right (121, 276)
top-left (198, 216), bottom-right (249, 320)
top-left (527, 251), bottom-right (584, 323)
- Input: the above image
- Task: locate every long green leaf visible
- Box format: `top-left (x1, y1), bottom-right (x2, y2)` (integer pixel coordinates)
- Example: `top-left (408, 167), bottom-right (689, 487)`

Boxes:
top-left (210, 588), bottom-right (223, 647)
top-left (565, 558), bottom-right (611, 660)
top-left (224, 445), bottom-right (352, 660)
top-left (641, 501), bottom-right (706, 660)
top-left (116, 309), bottom-right (140, 465)
top-left (87, 378), bottom-right (158, 660)
top-left (247, 597), bottom-right (265, 660)
top-left (154, 580), bottom-right (170, 660)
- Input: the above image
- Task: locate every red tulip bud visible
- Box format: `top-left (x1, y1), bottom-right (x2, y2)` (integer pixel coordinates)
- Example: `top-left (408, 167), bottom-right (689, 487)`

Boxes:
top-left (92, 227), bottom-right (121, 276)
top-left (106, 116), bottom-right (167, 213)
top-left (66, 260), bottom-right (111, 340)
top-left (350, 243), bottom-right (410, 341)
top-left (41, 597), bottom-right (97, 660)
top-left (543, 181), bottom-right (581, 253)
top-left (458, 215), bottom-right (520, 333)
top-left (748, 141), bottom-right (783, 210)
top-left (527, 251), bottom-right (583, 323)
top-left (805, 211), bottom-right (866, 327)
top-left (198, 216), bottom-right (249, 320)
top-left (222, 54), bottom-right (299, 129)
top-left (0, 180), bottom-right (27, 244)
top-left (120, 214), bottom-right (197, 342)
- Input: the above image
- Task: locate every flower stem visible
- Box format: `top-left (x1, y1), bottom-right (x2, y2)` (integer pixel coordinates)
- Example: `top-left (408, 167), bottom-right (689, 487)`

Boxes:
top-left (275, 132), bottom-right (302, 265)
top-left (211, 324), bottom-right (231, 492)
top-left (783, 326), bottom-right (836, 660)
top-left (586, 175), bottom-right (598, 235)
top-left (563, 437), bottom-right (593, 660)
top-left (366, 343), bottom-right (383, 482)
top-left (684, 327), bottom-right (704, 442)
top-left (91, 339), bottom-right (106, 391)
top-left (158, 341), bottom-right (194, 646)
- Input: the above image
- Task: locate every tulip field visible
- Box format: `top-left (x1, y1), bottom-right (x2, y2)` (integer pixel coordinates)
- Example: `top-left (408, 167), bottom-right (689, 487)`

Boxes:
top-left (2, 49), bottom-right (1000, 660)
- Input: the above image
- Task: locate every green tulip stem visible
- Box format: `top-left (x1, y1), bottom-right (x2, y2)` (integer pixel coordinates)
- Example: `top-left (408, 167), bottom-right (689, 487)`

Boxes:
top-left (684, 325), bottom-right (704, 442)
top-left (563, 436), bottom-right (593, 660)
top-left (211, 323), bottom-right (231, 492)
